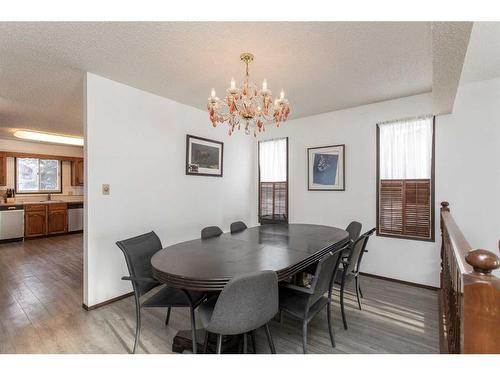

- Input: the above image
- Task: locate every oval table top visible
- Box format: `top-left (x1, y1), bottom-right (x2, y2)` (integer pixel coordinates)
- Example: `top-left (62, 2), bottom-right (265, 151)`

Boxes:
top-left (151, 224), bottom-right (349, 291)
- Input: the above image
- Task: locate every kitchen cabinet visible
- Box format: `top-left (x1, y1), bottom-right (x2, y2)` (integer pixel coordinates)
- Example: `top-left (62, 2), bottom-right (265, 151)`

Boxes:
top-left (24, 204), bottom-right (47, 238)
top-left (47, 203), bottom-right (68, 234)
top-left (24, 203), bottom-right (68, 237)
top-left (71, 158), bottom-right (84, 186)
top-left (0, 152), bottom-right (6, 186)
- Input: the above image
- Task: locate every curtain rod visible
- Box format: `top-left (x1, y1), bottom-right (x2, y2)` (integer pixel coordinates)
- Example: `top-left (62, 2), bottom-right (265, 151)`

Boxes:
top-left (258, 136), bottom-right (287, 143)
top-left (377, 114), bottom-right (433, 126)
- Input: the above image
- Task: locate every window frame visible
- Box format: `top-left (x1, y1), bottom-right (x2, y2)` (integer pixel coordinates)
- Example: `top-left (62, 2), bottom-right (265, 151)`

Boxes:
top-left (258, 137), bottom-right (289, 224)
top-left (376, 116), bottom-right (435, 242)
top-left (14, 157), bottom-right (63, 194)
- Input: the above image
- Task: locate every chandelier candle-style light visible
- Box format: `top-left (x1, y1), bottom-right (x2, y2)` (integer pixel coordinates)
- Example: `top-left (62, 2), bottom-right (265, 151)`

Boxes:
top-left (207, 53), bottom-right (290, 136)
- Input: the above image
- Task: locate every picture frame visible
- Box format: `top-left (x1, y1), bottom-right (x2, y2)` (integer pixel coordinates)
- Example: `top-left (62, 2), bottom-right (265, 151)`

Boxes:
top-left (186, 134), bottom-right (224, 177)
top-left (307, 144), bottom-right (345, 191)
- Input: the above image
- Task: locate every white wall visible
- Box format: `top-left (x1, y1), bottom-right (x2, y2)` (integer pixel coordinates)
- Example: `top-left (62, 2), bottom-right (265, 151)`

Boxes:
top-left (436, 77), bottom-right (500, 270)
top-left (84, 73), bottom-right (257, 306)
top-left (0, 138), bottom-right (84, 197)
top-left (85, 72), bottom-right (499, 303)
top-left (260, 78), bottom-right (500, 287)
top-left (260, 93), bottom-right (440, 286)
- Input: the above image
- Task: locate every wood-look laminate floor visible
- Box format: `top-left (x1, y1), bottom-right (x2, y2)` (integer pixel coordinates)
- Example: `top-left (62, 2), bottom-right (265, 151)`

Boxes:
top-left (0, 234), bottom-right (439, 354)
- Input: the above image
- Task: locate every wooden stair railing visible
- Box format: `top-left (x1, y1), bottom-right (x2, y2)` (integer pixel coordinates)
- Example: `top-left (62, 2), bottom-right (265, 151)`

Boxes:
top-left (439, 201), bottom-right (500, 353)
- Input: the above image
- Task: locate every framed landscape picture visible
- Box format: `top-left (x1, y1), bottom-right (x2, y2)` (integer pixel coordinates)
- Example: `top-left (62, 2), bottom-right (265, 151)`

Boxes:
top-left (186, 135), bottom-right (224, 177)
top-left (307, 144), bottom-right (345, 191)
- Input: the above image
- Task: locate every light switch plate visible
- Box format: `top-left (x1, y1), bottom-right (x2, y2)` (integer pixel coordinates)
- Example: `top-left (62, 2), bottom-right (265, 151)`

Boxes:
top-left (102, 184), bottom-right (110, 195)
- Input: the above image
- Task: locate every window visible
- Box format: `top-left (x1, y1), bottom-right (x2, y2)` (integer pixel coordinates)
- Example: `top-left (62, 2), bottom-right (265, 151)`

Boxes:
top-left (376, 116), bottom-right (435, 241)
top-left (258, 138), bottom-right (288, 224)
top-left (15, 158), bottom-right (62, 194)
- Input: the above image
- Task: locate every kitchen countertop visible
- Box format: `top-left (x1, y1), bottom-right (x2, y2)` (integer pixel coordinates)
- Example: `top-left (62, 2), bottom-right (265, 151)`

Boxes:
top-left (0, 198), bottom-right (84, 206)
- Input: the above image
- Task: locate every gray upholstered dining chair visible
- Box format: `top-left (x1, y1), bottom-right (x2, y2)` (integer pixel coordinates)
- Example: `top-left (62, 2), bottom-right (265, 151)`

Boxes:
top-left (345, 221), bottom-right (362, 242)
top-left (279, 249), bottom-right (346, 354)
top-left (201, 226), bottom-right (223, 239)
top-left (230, 221), bottom-right (248, 234)
top-left (116, 231), bottom-right (206, 353)
top-left (198, 270), bottom-right (279, 354)
top-left (335, 228), bottom-right (375, 330)
top-left (302, 221), bottom-right (361, 276)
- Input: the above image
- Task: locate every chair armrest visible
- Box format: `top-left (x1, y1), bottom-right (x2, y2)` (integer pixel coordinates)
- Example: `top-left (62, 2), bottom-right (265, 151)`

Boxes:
top-left (281, 282), bottom-right (315, 295)
top-left (121, 276), bottom-right (157, 283)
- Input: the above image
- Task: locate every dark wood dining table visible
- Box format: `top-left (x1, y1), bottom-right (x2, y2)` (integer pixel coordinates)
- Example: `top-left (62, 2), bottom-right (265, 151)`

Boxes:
top-left (151, 223), bottom-right (349, 353)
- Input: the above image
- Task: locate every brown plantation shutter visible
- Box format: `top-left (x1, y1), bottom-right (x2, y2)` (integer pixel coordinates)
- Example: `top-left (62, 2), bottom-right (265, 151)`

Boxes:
top-left (379, 180), bottom-right (404, 235)
top-left (379, 179), bottom-right (431, 240)
top-left (259, 182), bottom-right (288, 223)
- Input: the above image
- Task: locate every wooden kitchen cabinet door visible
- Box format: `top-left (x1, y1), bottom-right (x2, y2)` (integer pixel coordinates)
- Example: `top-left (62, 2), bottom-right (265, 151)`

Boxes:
top-left (25, 210), bottom-right (47, 237)
top-left (48, 209), bottom-right (67, 234)
top-left (71, 159), bottom-right (84, 186)
top-left (0, 152), bottom-right (7, 186)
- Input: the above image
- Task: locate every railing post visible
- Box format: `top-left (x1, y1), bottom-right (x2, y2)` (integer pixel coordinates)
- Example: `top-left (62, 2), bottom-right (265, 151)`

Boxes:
top-left (465, 249), bottom-right (500, 275)
top-left (463, 247), bottom-right (500, 353)
top-left (440, 202), bottom-right (450, 290)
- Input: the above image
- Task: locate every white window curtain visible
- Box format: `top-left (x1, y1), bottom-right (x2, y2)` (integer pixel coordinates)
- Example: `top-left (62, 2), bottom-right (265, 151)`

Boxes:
top-left (259, 138), bottom-right (287, 182)
top-left (379, 116), bottom-right (433, 179)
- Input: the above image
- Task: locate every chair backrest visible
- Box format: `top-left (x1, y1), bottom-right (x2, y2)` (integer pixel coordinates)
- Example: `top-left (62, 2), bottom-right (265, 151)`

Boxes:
top-left (345, 221), bottom-right (362, 242)
top-left (206, 270), bottom-right (278, 335)
top-left (116, 231), bottom-right (162, 296)
top-left (308, 250), bottom-right (344, 307)
top-left (230, 221), bottom-right (248, 234)
top-left (201, 226), bottom-right (223, 239)
top-left (344, 228), bottom-right (376, 275)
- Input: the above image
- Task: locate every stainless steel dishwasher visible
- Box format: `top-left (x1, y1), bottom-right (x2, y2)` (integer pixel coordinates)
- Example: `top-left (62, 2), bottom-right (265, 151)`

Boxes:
top-left (0, 205), bottom-right (25, 242)
top-left (68, 202), bottom-right (84, 232)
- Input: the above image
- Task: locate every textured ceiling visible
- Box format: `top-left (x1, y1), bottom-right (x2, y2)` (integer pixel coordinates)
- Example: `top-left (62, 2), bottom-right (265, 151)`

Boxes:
top-left (0, 22), bottom-right (433, 139)
top-left (431, 22), bottom-right (473, 115)
top-left (460, 22), bottom-right (500, 84)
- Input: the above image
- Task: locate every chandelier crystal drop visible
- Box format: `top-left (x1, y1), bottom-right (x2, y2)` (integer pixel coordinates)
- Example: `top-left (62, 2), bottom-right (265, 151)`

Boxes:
top-left (207, 53), bottom-right (290, 136)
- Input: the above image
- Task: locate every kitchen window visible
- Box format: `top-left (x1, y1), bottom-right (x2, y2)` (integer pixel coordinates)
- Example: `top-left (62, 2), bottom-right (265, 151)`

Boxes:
top-left (15, 157), bottom-right (62, 194)
top-left (258, 138), bottom-right (288, 224)
top-left (376, 116), bottom-right (435, 241)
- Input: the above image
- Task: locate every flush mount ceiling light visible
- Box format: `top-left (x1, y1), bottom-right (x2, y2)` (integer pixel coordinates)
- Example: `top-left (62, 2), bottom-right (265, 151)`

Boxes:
top-left (207, 52), bottom-right (290, 137)
top-left (13, 130), bottom-right (84, 146)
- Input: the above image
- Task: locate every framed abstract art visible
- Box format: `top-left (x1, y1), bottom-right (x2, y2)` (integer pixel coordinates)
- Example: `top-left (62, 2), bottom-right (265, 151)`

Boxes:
top-left (307, 144), bottom-right (345, 191)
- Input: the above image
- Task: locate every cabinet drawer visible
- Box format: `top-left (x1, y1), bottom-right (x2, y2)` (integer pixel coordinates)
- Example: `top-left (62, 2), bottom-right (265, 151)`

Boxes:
top-left (25, 204), bottom-right (47, 212)
top-left (48, 203), bottom-right (67, 211)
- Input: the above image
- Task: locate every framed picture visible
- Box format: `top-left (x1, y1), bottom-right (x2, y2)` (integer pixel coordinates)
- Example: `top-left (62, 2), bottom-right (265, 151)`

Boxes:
top-left (307, 144), bottom-right (345, 191)
top-left (186, 134), bottom-right (224, 177)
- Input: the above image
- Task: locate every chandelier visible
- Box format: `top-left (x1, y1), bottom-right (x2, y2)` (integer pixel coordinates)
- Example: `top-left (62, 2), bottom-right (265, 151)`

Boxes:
top-left (207, 53), bottom-right (290, 136)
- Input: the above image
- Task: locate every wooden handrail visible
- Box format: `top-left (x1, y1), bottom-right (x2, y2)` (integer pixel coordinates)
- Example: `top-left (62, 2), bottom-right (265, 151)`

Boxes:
top-left (439, 201), bottom-right (500, 354)
top-left (440, 203), bottom-right (473, 275)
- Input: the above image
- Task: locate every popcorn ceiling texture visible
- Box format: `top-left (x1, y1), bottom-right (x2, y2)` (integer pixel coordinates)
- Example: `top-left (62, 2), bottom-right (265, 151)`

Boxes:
top-left (0, 22), bottom-right (433, 138)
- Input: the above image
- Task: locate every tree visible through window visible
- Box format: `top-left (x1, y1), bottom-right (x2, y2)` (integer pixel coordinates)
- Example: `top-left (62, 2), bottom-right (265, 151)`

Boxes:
top-left (16, 158), bottom-right (61, 193)
top-left (376, 116), bottom-right (435, 241)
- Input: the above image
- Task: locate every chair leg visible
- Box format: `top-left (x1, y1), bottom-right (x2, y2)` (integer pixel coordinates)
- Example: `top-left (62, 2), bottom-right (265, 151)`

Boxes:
top-left (165, 307), bottom-right (171, 325)
top-left (326, 302), bottom-right (336, 348)
top-left (203, 331), bottom-right (209, 354)
top-left (355, 276), bottom-right (362, 310)
top-left (243, 332), bottom-right (248, 354)
top-left (264, 324), bottom-right (276, 354)
top-left (340, 271), bottom-right (348, 330)
top-left (302, 321), bottom-right (308, 354)
top-left (358, 278), bottom-right (364, 298)
top-left (216, 334), bottom-right (223, 354)
top-left (250, 330), bottom-right (257, 354)
top-left (189, 306), bottom-right (198, 354)
top-left (132, 295), bottom-right (141, 354)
